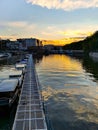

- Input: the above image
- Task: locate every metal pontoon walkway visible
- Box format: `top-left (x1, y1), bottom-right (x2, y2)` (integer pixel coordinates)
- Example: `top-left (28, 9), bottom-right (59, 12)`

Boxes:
top-left (12, 55), bottom-right (47, 130)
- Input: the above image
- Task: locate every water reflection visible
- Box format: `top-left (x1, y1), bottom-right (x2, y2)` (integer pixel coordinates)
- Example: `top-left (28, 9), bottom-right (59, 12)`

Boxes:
top-left (35, 54), bottom-right (98, 130)
top-left (83, 56), bottom-right (98, 81)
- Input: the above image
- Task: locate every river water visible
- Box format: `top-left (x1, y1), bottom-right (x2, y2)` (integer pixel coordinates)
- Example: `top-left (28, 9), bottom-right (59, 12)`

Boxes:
top-left (0, 54), bottom-right (98, 130)
top-left (35, 54), bottom-right (98, 130)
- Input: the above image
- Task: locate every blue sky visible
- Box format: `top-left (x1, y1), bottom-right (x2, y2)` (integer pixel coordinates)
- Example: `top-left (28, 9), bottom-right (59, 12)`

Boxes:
top-left (0, 0), bottom-right (98, 41)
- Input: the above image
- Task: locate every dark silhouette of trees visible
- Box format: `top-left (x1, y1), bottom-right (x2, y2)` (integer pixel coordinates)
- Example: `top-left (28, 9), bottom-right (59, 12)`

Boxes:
top-left (63, 31), bottom-right (98, 53)
top-left (63, 40), bottom-right (83, 50)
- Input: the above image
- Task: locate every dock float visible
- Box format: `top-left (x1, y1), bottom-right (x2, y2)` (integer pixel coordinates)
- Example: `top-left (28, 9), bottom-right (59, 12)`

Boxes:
top-left (12, 55), bottom-right (47, 130)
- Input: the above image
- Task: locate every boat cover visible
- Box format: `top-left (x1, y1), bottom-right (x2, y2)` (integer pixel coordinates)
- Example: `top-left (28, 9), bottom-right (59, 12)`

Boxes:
top-left (9, 70), bottom-right (22, 77)
top-left (15, 63), bottom-right (26, 69)
top-left (0, 79), bottom-right (18, 92)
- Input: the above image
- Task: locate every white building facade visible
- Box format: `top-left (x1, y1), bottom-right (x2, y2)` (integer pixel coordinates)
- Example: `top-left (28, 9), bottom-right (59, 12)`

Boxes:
top-left (17, 38), bottom-right (42, 50)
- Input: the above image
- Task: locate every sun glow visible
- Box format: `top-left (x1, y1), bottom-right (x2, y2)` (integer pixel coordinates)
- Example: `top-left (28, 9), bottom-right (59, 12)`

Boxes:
top-left (42, 37), bottom-right (85, 46)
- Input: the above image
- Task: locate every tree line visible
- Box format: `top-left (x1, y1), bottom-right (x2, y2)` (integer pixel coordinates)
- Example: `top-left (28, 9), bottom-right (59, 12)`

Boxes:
top-left (63, 31), bottom-right (98, 53)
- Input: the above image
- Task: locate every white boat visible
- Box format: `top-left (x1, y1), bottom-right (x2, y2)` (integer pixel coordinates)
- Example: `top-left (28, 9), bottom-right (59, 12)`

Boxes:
top-left (0, 79), bottom-right (19, 107)
top-left (15, 61), bottom-right (27, 75)
top-left (15, 63), bottom-right (26, 69)
top-left (9, 70), bottom-right (23, 87)
top-left (0, 54), bottom-right (7, 58)
top-left (0, 53), bottom-right (11, 58)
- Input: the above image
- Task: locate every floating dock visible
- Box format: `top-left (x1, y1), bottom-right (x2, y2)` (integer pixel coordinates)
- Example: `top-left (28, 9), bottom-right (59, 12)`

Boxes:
top-left (12, 55), bottom-right (47, 130)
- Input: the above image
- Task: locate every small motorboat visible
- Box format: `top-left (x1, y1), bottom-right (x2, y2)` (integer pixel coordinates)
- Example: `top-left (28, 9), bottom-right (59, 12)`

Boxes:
top-left (15, 62), bottom-right (27, 75)
top-left (9, 70), bottom-right (23, 87)
top-left (15, 63), bottom-right (26, 69)
top-left (0, 53), bottom-right (11, 58)
top-left (0, 79), bottom-right (19, 107)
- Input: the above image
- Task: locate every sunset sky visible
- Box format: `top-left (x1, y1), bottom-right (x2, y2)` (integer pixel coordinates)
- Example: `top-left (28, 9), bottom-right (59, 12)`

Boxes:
top-left (0, 0), bottom-right (98, 45)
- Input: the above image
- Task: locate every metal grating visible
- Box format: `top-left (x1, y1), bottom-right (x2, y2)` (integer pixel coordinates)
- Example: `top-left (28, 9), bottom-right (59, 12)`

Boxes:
top-left (12, 55), bottom-right (47, 130)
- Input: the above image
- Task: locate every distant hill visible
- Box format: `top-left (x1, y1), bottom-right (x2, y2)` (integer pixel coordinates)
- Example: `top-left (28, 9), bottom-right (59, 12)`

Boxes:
top-left (63, 31), bottom-right (98, 53)
top-left (42, 37), bottom-right (84, 46)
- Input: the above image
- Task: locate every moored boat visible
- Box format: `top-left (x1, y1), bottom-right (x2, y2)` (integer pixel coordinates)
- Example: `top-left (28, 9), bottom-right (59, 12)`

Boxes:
top-left (0, 79), bottom-right (19, 108)
top-left (15, 63), bottom-right (26, 69)
top-left (9, 70), bottom-right (23, 87)
top-left (0, 53), bottom-right (11, 59)
top-left (15, 61), bottom-right (27, 75)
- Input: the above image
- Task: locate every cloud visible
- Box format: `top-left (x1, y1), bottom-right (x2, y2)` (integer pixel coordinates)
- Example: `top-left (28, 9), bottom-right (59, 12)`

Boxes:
top-left (59, 30), bottom-right (93, 38)
top-left (7, 21), bottom-right (27, 28)
top-left (26, 0), bottom-right (98, 11)
top-left (0, 21), bottom-right (37, 40)
top-left (0, 21), bottom-right (36, 29)
top-left (0, 21), bottom-right (27, 28)
top-left (0, 21), bottom-right (96, 40)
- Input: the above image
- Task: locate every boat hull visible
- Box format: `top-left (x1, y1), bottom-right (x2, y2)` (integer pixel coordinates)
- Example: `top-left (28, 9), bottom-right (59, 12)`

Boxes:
top-left (0, 89), bottom-right (19, 109)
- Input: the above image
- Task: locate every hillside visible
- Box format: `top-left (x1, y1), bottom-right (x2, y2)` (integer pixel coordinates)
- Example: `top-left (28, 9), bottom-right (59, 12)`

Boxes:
top-left (63, 31), bottom-right (98, 52)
